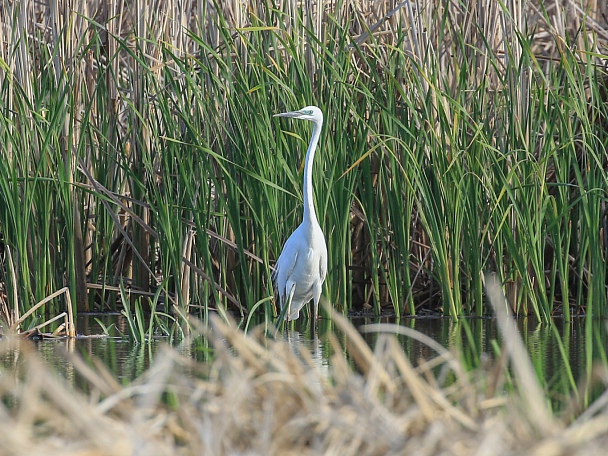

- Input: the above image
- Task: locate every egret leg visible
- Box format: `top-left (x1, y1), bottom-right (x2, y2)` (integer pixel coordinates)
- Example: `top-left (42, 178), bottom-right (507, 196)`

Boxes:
top-left (311, 297), bottom-right (319, 336)
top-left (274, 284), bottom-right (296, 332)
top-left (285, 282), bottom-right (296, 321)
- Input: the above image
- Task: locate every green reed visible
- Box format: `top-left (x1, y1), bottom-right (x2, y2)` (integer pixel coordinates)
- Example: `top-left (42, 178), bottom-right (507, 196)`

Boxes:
top-left (0, 1), bottom-right (606, 332)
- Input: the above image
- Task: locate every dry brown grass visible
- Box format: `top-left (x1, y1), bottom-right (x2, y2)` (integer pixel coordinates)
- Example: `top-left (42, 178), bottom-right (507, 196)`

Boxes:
top-left (1, 298), bottom-right (607, 455)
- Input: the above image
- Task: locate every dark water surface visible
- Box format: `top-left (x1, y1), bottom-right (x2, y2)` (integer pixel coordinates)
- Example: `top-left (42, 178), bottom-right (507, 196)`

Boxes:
top-left (4, 313), bottom-right (607, 406)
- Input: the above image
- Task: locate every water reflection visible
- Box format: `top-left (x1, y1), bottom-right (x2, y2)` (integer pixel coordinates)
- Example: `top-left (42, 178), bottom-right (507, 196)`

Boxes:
top-left (283, 330), bottom-right (329, 377)
top-left (2, 313), bottom-right (606, 408)
top-left (347, 317), bottom-right (607, 379)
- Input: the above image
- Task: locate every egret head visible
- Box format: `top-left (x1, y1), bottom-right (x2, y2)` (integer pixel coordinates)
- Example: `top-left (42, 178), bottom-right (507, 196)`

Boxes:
top-left (274, 106), bottom-right (323, 123)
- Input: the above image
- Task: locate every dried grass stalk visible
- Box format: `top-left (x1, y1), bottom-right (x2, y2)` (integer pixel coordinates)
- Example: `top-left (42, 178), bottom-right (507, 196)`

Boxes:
top-left (0, 312), bottom-right (607, 455)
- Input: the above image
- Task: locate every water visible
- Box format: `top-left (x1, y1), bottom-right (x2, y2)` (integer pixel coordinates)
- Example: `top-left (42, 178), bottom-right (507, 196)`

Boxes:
top-left (3, 314), bottom-right (607, 405)
top-left (354, 317), bottom-right (608, 389)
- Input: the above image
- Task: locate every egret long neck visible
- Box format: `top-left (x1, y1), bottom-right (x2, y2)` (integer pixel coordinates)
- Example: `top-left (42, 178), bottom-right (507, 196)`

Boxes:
top-left (302, 120), bottom-right (322, 226)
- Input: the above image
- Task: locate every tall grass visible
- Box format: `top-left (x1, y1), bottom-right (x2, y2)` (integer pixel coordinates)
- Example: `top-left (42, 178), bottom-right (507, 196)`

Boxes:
top-left (0, 0), bottom-right (606, 330)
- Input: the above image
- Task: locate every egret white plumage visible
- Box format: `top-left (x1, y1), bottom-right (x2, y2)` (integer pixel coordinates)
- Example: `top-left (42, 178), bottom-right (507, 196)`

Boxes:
top-left (272, 106), bottom-right (328, 322)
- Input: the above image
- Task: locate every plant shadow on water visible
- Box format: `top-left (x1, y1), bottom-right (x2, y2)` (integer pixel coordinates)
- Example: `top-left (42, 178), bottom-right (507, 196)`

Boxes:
top-left (263, 315), bottom-right (607, 411)
top-left (350, 316), bottom-right (608, 411)
top-left (0, 314), bottom-right (206, 392)
top-left (8, 313), bottom-right (606, 410)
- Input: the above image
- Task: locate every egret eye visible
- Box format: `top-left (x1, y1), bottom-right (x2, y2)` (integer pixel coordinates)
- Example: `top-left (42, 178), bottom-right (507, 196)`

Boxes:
top-left (303, 110), bottom-right (313, 115)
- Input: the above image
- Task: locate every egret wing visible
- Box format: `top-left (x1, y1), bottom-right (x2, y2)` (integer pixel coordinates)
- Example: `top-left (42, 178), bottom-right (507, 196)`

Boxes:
top-left (272, 233), bottom-right (302, 304)
top-left (319, 254), bottom-right (327, 283)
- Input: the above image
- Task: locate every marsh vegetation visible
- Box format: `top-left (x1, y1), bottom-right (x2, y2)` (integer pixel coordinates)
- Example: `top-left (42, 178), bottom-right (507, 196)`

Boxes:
top-left (0, 296), bottom-right (607, 455)
top-left (0, 1), bottom-right (608, 452)
top-left (0, 0), bottom-right (606, 329)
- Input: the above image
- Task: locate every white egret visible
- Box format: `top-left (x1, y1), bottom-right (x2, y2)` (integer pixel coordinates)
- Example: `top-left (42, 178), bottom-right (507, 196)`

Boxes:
top-left (272, 106), bottom-right (328, 322)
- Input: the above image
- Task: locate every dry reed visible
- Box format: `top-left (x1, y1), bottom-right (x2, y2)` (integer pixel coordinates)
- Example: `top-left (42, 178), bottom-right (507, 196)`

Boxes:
top-left (0, 303), bottom-right (607, 455)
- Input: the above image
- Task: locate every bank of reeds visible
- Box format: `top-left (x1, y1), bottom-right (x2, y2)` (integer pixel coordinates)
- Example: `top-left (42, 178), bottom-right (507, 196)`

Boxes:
top-left (0, 1), bottom-right (607, 330)
top-left (0, 296), bottom-right (607, 455)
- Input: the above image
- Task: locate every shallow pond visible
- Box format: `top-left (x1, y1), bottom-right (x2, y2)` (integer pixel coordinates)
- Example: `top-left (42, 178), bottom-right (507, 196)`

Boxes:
top-left (3, 313), bottom-right (607, 407)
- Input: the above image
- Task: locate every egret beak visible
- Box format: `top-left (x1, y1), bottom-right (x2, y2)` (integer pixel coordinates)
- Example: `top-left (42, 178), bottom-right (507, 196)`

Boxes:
top-left (274, 110), bottom-right (304, 119)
